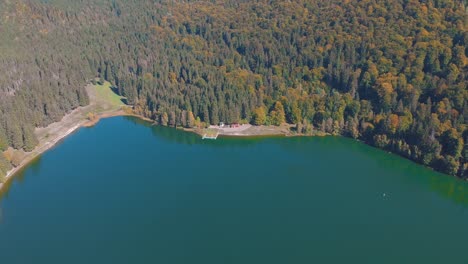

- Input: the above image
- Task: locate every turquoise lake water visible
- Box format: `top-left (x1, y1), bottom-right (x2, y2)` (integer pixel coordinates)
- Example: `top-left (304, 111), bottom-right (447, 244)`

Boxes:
top-left (0, 116), bottom-right (467, 263)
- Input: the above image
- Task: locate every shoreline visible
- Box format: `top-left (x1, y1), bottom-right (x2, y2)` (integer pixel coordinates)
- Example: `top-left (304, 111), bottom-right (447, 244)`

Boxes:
top-left (184, 124), bottom-right (295, 138)
top-left (0, 109), bottom-right (143, 194)
top-left (1, 112), bottom-right (465, 194)
top-left (0, 124), bottom-right (82, 192)
top-left (0, 105), bottom-right (176, 194)
top-left (0, 81), bottom-right (138, 193)
top-left (0, 113), bottom-right (293, 193)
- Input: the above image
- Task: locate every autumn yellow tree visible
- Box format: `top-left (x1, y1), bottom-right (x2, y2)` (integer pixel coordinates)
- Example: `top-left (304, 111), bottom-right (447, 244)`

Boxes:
top-left (187, 111), bottom-right (195, 128)
top-left (252, 107), bottom-right (267, 126)
top-left (269, 101), bottom-right (286, 126)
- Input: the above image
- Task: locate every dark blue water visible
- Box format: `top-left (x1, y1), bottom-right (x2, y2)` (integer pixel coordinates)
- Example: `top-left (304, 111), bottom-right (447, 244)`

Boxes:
top-left (0, 116), bottom-right (467, 263)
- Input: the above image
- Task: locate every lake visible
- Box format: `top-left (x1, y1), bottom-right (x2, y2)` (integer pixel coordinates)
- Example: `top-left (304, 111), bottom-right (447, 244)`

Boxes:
top-left (0, 116), bottom-right (467, 263)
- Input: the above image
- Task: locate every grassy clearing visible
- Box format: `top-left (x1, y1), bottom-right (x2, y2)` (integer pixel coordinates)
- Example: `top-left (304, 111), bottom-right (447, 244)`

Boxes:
top-left (81, 80), bottom-right (130, 124)
top-left (82, 80), bottom-right (127, 123)
top-left (94, 81), bottom-right (125, 108)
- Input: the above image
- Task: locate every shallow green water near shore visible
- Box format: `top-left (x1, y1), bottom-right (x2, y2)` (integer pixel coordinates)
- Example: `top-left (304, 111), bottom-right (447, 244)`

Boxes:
top-left (0, 116), bottom-right (467, 263)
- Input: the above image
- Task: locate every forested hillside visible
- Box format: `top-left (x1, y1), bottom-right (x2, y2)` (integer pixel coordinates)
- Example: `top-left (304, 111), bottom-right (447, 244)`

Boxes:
top-left (0, 0), bottom-right (467, 179)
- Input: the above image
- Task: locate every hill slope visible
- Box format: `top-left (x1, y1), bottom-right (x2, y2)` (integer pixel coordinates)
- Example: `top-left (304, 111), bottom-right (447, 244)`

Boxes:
top-left (0, 0), bottom-right (467, 178)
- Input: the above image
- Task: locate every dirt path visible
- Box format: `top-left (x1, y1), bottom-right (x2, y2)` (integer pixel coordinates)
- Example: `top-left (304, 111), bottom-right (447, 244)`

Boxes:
top-left (220, 124), bottom-right (291, 136)
top-left (204, 124), bottom-right (292, 137)
top-left (186, 124), bottom-right (294, 138)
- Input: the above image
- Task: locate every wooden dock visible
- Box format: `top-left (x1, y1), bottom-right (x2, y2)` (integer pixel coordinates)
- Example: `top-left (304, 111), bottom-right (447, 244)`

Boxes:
top-left (202, 132), bottom-right (219, 140)
top-left (202, 129), bottom-right (219, 140)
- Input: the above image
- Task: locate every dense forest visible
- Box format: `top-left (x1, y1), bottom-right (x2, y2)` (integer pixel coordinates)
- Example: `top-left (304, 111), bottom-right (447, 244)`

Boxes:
top-left (0, 0), bottom-right (467, 179)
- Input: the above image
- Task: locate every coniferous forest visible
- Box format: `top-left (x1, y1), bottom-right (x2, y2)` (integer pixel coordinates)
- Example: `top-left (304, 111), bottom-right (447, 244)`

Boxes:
top-left (0, 0), bottom-right (467, 178)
